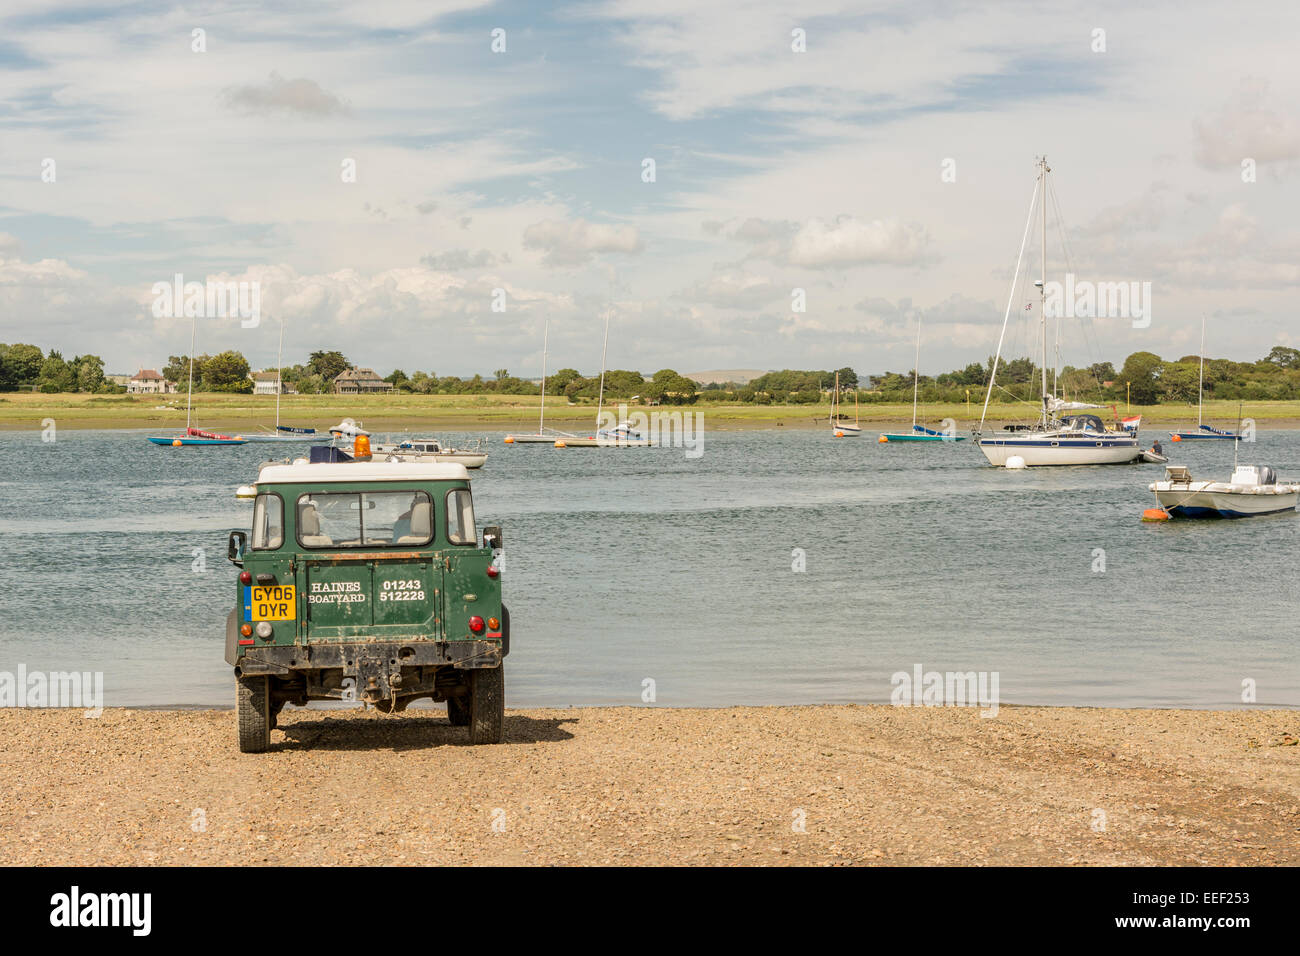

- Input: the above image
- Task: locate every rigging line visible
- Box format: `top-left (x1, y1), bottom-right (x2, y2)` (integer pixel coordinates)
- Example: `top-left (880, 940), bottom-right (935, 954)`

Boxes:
top-left (1048, 172), bottom-right (1105, 389)
top-left (980, 173), bottom-right (1042, 431)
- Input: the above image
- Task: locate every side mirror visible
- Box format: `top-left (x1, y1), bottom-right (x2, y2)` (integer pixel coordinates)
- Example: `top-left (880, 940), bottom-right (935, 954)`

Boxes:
top-left (482, 526), bottom-right (502, 550)
top-left (228, 531), bottom-right (247, 566)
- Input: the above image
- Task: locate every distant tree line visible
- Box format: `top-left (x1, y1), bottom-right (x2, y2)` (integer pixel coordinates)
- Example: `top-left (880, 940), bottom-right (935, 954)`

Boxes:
top-left (7, 341), bottom-right (1299, 405)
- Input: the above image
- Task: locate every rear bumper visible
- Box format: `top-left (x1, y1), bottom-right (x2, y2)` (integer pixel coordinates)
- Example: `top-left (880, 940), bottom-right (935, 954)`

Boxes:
top-left (235, 639), bottom-right (502, 677)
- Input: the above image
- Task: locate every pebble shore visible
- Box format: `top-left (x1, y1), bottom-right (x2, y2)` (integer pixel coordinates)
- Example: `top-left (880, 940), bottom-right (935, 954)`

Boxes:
top-left (4, 704), bottom-right (1297, 866)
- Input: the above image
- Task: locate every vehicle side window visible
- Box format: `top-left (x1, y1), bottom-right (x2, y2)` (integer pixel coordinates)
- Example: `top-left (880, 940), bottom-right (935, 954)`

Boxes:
top-left (446, 488), bottom-right (476, 545)
top-left (251, 493), bottom-right (284, 550)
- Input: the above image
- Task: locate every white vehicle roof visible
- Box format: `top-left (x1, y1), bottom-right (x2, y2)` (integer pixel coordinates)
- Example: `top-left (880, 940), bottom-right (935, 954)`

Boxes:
top-left (254, 460), bottom-right (470, 484)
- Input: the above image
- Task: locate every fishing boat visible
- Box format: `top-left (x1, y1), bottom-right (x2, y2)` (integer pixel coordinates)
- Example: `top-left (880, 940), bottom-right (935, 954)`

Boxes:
top-left (372, 437), bottom-right (488, 468)
top-left (240, 318), bottom-right (330, 443)
top-left (146, 314), bottom-right (248, 447)
top-left (880, 317), bottom-right (966, 442)
top-left (1171, 316), bottom-right (1240, 441)
top-left (829, 371), bottom-right (862, 436)
top-left (973, 157), bottom-right (1141, 466)
top-left (1149, 464), bottom-right (1299, 518)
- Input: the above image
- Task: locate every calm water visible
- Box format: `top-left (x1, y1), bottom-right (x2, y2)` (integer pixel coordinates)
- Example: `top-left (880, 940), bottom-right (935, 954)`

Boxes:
top-left (1, 425), bottom-right (1297, 710)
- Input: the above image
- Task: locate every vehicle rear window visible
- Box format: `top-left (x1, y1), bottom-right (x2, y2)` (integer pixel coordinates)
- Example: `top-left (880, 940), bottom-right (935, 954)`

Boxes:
top-left (296, 491), bottom-right (434, 548)
top-left (446, 489), bottom-right (476, 545)
top-left (251, 493), bottom-right (283, 550)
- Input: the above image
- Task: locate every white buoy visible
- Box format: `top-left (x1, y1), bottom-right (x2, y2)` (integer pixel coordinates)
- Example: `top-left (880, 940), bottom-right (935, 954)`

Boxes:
top-left (1006, 455), bottom-right (1027, 470)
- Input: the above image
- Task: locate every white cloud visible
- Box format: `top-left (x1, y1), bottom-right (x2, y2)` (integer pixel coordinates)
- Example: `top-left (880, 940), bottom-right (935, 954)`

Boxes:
top-left (1194, 81), bottom-right (1300, 170)
top-left (522, 218), bottom-right (643, 267)
top-left (222, 72), bottom-right (350, 116)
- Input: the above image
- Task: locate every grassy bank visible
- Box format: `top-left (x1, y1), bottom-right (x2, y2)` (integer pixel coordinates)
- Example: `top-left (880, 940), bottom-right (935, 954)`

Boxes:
top-left (1, 390), bottom-right (1296, 431)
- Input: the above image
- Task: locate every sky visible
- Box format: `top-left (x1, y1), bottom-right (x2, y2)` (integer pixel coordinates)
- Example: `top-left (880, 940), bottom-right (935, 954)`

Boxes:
top-left (1, 0), bottom-right (1298, 379)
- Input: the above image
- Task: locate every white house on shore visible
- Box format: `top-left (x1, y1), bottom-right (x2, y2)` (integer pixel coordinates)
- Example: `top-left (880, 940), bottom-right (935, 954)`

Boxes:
top-left (252, 370), bottom-right (295, 395)
top-left (127, 369), bottom-right (176, 394)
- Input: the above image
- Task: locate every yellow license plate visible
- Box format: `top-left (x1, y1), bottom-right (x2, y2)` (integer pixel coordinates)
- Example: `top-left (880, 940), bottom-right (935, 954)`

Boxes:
top-left (248, 585), bottom-right (296, 621)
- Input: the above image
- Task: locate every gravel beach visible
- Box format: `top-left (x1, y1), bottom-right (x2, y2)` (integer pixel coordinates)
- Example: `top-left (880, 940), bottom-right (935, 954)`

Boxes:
top-left (4, 704), bottom-right (1297, 866)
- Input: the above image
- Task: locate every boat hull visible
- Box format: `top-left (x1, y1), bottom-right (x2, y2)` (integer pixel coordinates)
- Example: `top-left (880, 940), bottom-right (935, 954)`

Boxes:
top-left (978, 436), bottom-right (1141, 466)
top-left (505, 434), bottom-right (562, 443)
top-left (379, 452), bottom-right (487, 468)
top-left (831, 425), bottom-right (862, 436)
top-left (555, 438), bottom-right (651, 447)
top-left (147, 436), bottom-right (247, 446)
top-left (881, 433), bottom-right (966, 442)
top-left (1171, 432), bottom-right (1239, 441)
top-left (1152, 485), bottom-right (1298, 518)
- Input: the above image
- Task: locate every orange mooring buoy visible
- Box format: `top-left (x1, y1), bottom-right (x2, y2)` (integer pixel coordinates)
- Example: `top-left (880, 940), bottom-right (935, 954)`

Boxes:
top-left (878, 435), bottom-right (889, 443)
top-left (834, 430), bottom-right (845, 438)
top-left (554, 440), bottom-right (566, 448)
top-left (504, 436), bottom-right (514, 444)
top-left (1171, 434), bottom-right (1182, 442)
top-left (1142, 508), bottom-right (1171, 522)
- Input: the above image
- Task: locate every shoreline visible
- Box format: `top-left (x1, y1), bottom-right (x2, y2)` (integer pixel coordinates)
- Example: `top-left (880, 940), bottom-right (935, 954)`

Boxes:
top-left (3, 392), bottom-right (1300, 431)
top-left (6, 704), bottom-right (1296, 865)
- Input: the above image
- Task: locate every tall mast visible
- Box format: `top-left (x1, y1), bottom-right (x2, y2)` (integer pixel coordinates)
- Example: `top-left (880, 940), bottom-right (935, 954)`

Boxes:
top-left (1197, 315), bottom-right (1206, 427)
top-left (185, 312), bottom-right (196, 431)
top-left (538, 318), bottom-right (549, 433)
top-left (1040, 157), bottom-right (1049, 424)
top-left (275, 315), bottom-right (284, 429)
top-left (912, 315), bottom-right (921, 429)
top-left (595, 292), bottom-right (611, 431)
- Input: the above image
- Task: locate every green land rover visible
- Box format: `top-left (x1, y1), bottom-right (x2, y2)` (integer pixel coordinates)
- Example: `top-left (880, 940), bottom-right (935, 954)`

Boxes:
top-left (225, 457), bottom-right (508, 752)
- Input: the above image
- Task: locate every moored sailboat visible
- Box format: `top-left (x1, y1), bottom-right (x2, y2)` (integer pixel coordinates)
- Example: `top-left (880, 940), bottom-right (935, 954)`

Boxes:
top-left (880, 316), bottom-right (966, 442)
top-left (1170, 317), bottom-right (1240, 441)
top-left (830, 371), bottom-right (862, 436)
top-left (973, 157), bottom-right (1140, 466)
top-left (146, 314), bottom-right (247, 447)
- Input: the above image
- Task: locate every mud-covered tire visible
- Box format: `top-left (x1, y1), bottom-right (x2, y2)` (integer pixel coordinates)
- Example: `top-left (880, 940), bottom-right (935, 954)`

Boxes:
top-left (236, 675), bottom-right (271, 753)
top-left (467, 666), bottom-right (504, 744)
top-left (447, 692), bottom-right (470, 726)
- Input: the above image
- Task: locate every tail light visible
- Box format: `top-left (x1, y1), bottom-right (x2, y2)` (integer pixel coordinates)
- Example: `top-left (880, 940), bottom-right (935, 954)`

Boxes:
top-left (486, 565), bottom-right (499, 578)
top-left (487, 617), bottom-right (500, 630)
top-left (240, 624), bottom-right (253, 637)
top-left (468, 616), bottom-right (485, 634)
top-left (239, 571), bottom-right (252, 585)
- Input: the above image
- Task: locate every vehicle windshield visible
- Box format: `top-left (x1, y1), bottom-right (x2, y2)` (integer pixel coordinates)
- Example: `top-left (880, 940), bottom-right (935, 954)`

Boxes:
top-left (296, 490), bottom-right (434, 548)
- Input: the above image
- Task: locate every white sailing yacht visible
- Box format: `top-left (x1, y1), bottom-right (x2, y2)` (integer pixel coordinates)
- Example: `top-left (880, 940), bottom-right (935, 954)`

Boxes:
top-left (505, 319), bottom-right (572, 444)
top-left (974, 157), bottom-right (1141, 466)
top-left (558, 301), bottom-right (649, 448)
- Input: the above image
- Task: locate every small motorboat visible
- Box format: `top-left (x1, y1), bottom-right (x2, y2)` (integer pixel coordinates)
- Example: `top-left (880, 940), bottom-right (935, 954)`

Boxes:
top-left (329, 418), bottom-right (371, 440)
top-left (1141, 449), bottom-right (1169, 464)
top-left (371, 437), bottom-right (488, 468)
top-left (1149, 464), bottom-right (1300, 518)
